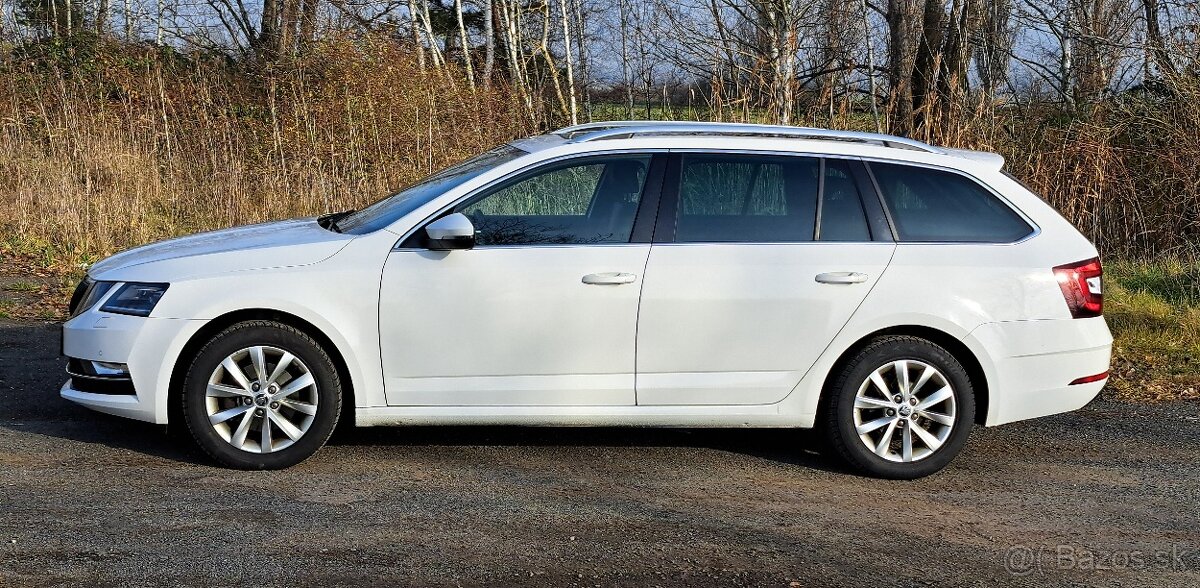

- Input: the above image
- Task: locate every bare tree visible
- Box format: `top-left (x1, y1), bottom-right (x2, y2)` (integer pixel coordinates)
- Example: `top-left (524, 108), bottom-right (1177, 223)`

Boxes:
top-left (454, 0), bottom-right (476, 87)
top-left (976, 0), bottom-right (1014, 97)
top-left (482, 0), bottom-right (494, 84)
top-left (558, 0), bottom-right (578, 123)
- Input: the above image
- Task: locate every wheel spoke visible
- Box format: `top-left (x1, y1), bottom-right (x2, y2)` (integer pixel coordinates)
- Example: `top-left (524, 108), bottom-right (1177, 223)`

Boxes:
top-left (857, 415), bottom-right (895, 435)
top-left (901, 422), bottom-right (913, 462)
top-left (281, 399), bottom-right (318, 416)
top-left (874, 420), bottom-right (898, 456)
top-left (265, 352), bottom-right (295, 387)
top-left (260, 416), bottom-right (272, 453)
top-left (854, 396), bottom-right (894, 410)
top-left (221, 357), bottom-right (254, 392)
top-left (207, 383), bottom-right (251, 398)
top-left (918, 410), bottom-right (955, 426)
top-left (269, 411), bottom-right (304, 441)
top-left (868, 370), bottom-right (892, 398)
top-left (910, 421), bottom-right (943, 451)
top-left (894, 360), bottom-right (910, 395)
top-left (230, 410), bottom-right (255, 448)
top-left (916, 386), bottom-right (954, 411)
top-left (249, 346), bottom-right (267, 382)
top-left (271, 372), bottom-right (314, 401)
top-left (910, 366), bottom-right (936, 396)
top-left (210, 404), bottom-right (251, 425)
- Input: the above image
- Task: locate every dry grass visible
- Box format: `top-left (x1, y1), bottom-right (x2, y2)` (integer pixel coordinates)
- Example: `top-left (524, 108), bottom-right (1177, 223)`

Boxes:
top-left (0, 36), bottom-right (534, 268)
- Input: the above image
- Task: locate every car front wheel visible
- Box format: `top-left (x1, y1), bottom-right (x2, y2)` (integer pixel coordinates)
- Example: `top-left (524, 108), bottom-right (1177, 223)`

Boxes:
top-left (822, 336), bottom-right (975, 479)
top-left (181, 320), bottom-right (342, 469)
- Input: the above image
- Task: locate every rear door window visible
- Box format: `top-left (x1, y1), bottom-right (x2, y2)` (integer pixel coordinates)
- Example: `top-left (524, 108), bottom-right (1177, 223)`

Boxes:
top-left (674, 154), bottom-right (819, 242)
top-left (869, 162), bottom-right (1033, 242)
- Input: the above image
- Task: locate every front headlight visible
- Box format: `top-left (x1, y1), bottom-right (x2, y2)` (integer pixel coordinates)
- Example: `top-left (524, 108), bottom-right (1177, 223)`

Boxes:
top-left (68, 278), bottom-right (115, 318)
top-left (100, 282), bottom-right (170, 317)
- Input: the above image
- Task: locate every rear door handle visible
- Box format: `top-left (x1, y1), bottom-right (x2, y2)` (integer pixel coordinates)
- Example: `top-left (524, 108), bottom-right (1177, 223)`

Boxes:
top-left (582, 272), bottom-right (637, 285)
top-left (815, 272), bottom-right (869, 285)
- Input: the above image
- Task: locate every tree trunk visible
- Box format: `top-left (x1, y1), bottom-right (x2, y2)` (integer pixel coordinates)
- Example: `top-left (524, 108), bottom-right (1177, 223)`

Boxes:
top-left (299, 0), bottom-right (317, 48)
top-left (419, 0), bottom-right (446, 71)
top-left (455, 0), bottom-right (476, 87)
top-left (909, 0), bottom-right (945, 137)
top-left (935, 0), bottom-right (974, 134)
top-left (862, 0), bottom-right (882, 132)
top-left (261, 0), bottom-right (281, 57)
top-left (97, 0), bottom-right (110, 35)
top-left (572, 0), bottom-right (590, 120)
top-left (619, 0), bottom-right (633, 118)
top-left (558, 0), bottom-right (578, 124)
top-left (482, 0), bottom-right (495, 85)
top-left (886, 0), bottom-right (915, 133)
top-left (408, 0), bottom-right (427, 70)
top-left (280, 0), bottom-right (298, 55)
top-left (1141, 0), bottom-right (1176, 79)
top-left (974, 0), bottom-right (1011, 96)
top-left (155, 0), bottom-right (163, 43)
top-left (1061, 5), bottom-right (1075, 107)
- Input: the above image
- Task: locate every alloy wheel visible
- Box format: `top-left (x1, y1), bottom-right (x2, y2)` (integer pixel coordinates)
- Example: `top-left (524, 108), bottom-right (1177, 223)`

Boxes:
top-left (204, 345), bottom-right (319, 454)
top-left (851, 359), bottom-right (957, 463)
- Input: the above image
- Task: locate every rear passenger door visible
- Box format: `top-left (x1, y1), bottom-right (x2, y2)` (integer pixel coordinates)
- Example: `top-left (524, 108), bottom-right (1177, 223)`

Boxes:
top-left (635, 153), bottom-right (896, 406)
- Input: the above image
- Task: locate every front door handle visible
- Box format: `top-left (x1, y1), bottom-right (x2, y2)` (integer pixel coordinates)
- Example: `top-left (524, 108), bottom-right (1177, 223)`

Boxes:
top-left (815, 272), bottom-right (869, 285)
top-left (582, 272), bottom-right (637, 285)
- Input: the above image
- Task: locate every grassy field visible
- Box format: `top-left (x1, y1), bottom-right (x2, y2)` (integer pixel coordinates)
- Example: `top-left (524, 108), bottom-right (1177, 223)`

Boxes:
top-left (1105, 259), bottom-right (1200, 402)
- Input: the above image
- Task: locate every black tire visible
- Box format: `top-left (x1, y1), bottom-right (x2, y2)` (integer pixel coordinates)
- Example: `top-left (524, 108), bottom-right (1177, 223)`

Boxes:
top-left (180, 320), bottom-right (342, 469)
top-left (821, 336), bottom-right (975, 479)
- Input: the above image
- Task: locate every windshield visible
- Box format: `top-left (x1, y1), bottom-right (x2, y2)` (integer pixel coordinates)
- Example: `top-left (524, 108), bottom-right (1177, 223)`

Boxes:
top-left (337, 145), bottom-right (527, 234)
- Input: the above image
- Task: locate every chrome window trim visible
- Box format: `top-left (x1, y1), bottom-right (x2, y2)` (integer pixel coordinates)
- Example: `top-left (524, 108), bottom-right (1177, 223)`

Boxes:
top-left (392, 146), bottom-right (1041, 250)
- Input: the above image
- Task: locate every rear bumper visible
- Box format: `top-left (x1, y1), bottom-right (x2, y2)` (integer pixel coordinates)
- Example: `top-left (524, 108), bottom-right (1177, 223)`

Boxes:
top-left (968, 317), bottom-right (1112, 426)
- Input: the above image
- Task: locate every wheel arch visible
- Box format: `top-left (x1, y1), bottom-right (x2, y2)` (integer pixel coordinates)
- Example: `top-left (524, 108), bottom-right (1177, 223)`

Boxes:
top-left (816, 325), bottom-right (990, 426)
top-left (166, 309), bottom-right (357, 431)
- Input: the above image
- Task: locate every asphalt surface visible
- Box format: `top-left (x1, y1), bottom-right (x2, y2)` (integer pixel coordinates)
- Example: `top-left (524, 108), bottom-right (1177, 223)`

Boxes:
top-left (1, 318), bottom-right (1198, 587)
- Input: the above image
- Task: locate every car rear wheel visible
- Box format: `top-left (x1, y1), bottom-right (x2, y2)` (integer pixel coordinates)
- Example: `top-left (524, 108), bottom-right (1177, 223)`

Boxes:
top-left (181, 320), bottom-right (341, 469)
top-left (822, 336), bottom-right (975, 479)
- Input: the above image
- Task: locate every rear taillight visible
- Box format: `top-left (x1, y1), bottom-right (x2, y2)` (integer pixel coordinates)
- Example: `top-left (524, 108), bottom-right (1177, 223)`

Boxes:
top-left (1054, 257), bottom-right (1103, 318)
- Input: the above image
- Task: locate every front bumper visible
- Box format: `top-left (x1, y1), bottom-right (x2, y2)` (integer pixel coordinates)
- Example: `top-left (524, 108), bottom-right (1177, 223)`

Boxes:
top-left (61, 381), bottom-right (148, 420)
top-left (61, 309), bottom-right (205, 424)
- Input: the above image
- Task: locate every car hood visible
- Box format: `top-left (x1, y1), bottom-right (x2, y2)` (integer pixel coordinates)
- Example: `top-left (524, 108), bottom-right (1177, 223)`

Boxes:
top-left (88, 218), bottom-right (355, 281)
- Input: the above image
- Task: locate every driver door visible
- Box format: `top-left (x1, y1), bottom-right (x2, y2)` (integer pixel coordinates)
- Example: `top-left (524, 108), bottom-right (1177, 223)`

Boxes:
top-left (378, 153), bottom-right (663, 406)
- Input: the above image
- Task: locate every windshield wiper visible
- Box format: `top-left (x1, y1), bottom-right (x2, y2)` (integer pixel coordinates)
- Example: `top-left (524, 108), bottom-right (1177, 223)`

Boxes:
top-left (318, 210), bottom-right (355, 233)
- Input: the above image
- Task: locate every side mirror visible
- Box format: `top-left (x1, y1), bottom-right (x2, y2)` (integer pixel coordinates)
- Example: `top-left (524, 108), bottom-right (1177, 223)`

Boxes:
top-left (425, 213), bottom-right (476, 250)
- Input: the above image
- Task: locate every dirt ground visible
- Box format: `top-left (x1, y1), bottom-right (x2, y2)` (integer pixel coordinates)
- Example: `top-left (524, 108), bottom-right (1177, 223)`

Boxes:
top-left (1, 317), bottom-right (1198, 587)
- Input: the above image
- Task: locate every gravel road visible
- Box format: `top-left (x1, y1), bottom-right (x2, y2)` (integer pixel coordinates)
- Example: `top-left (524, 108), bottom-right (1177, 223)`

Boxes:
top-left (1, 318), bottom-right (1198, 587)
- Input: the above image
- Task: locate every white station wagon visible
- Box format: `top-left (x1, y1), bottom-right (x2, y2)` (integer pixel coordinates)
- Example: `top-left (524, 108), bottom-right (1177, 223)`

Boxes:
top-left (62, 121), bottom-right (1112, 478)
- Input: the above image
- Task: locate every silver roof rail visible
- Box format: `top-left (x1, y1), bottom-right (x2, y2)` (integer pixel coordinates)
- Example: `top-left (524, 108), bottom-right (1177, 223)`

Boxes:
top-left (552, 121), bottom-right (942, 154)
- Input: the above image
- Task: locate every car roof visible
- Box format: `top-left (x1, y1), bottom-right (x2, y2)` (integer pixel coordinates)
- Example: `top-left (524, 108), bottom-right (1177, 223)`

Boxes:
top-left (510, 121), bottom-right (1006, 172)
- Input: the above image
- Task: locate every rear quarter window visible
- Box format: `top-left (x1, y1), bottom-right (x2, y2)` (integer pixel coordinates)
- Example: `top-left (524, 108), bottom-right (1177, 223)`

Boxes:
top-left (870, 162), bottom-right (1034, 243)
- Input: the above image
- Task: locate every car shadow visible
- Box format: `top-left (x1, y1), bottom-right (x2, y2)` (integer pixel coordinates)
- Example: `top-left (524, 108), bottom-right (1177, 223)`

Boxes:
top-left (330, 423), bottom-right (848, 474)
top-left (2, 319), bottom-right (847, 473)
top-left (6, 410), bottom-right (848, 473)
